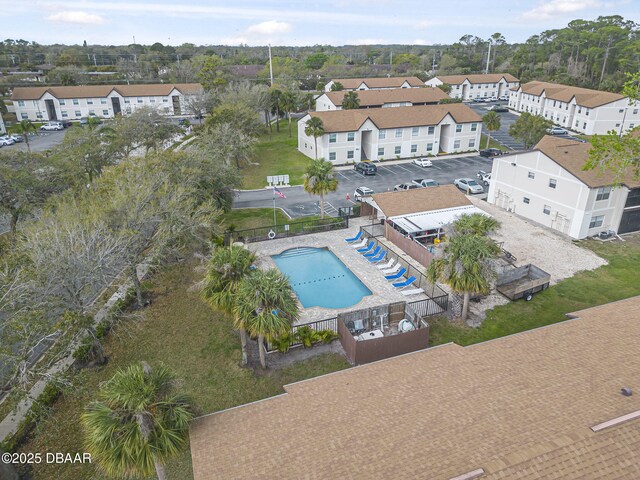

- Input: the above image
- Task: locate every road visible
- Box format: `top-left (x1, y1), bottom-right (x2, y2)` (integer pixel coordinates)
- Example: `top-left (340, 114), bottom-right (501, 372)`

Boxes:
top-left (233, 154), bottom-right (496, 218)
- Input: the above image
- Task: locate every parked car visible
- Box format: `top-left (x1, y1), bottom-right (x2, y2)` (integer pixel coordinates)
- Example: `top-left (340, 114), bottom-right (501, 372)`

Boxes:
top-left (476, 170), bottom-right (491, 186)
top-left (412, 157), bottom-right (433, 168)
top-left (547, 127), bottom-right (568, 135)
top-left (80, 116), bottom-right (102, 126)
top-left (9, 134), bottom-right (24, 142)
top-left (487, 96), bottom-right (498, 102)
top-left (354, 186), bottom-right (374, 202)
top-left (489, 105), bottom-right (508, 112)
top-left (412, 178), bottom-right (439, 188)
top-left (479, 148), bottom-right (503, 158)
top-left (394, 183), bottom-right (421, 191)
top-left (498, 95), bottom-right (509, 101)
top-left (472, 97), bottom-right (486, 103)
top-left (0, 135), bottom-right (16, 146)
top-left (354, 161), bottom-right (377, 175)
top-left (454, 178), bottom-right (484, 194)
top-left (60, 120), bottom-right (73, 128)
top-left (40, 122), bottom-right (63, 131)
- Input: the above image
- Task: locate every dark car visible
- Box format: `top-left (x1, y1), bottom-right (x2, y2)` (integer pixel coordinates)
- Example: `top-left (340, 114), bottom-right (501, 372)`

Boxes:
top-left (354, 162), bottom-right (377, 175)
top-left (479, 148), bottom-right (503, 158)
top-left (489, 105), bottom-right (508, 112)
top-left (61, 120), bottom-right (73, 128)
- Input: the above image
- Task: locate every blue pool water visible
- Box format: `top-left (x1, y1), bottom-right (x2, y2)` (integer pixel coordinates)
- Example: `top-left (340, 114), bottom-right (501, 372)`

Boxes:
top-left (272, 247), bottom-right (372, 309)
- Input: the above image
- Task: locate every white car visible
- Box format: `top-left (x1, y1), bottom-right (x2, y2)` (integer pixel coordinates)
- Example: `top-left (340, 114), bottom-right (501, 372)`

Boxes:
top-left (393, 183), bottom-right (422, 191)
top-left (476, 170), bottom-right (491, 186)
top-left (412, 158), bottom-right (433, 168)
top-left (498, 95), bottom-right (509, 101)
top-left (0, 136), bottom-right (16, 146)
top-left (40, 122), bottom-right (63, 131)
top-left (9, 134), bottom-right (24, 143)
top-left (487, 96), bottom-right (498, 102)
top-left (547, 127), bottom-right (568, 135)
top-left (454, 178), bottom-right (484, 194)
top-left (412, 178), bottom-right (439, 188)
top-left (354, 186), bottom-right (374, 202)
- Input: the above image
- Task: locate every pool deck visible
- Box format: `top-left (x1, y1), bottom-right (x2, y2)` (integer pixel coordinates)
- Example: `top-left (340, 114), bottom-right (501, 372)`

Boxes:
top-left (247, 218), bottom-right (428, 325)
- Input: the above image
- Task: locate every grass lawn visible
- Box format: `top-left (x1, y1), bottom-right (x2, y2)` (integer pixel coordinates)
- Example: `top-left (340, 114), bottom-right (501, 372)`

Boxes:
top-left (221, 208), bottom-right (290, 231)
top-left (481, 134), bottom-right (507, 151)
top-left (242, 120), bottom-right (311, 190)
top-left (17, 257), bottom-right (350, 480)
top-left (429, 237), bottom-right (640, 347)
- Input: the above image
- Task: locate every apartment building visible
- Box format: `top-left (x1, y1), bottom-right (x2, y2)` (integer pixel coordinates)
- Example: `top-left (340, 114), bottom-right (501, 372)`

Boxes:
top-left (425, 73), bottom-right (519, 100)
top-left (324, 76), bottom-right (424, 92)
top-left (315, 87), bottom-right (448, 111)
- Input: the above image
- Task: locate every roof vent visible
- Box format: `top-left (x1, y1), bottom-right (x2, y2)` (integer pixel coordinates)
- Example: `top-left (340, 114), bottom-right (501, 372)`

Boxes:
top-left (621, 387), bottom-right (633, 397)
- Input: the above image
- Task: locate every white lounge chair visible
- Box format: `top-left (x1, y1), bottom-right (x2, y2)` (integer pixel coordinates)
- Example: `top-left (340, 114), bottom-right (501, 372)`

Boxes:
top-left (401, 288), bottom-right (424, 296)
top-left (377, 258), bottom-right (395, 270)
top-left (351, 238), bottom-right (367, 249)
top-left (381, 264), bottom-right (401, 275)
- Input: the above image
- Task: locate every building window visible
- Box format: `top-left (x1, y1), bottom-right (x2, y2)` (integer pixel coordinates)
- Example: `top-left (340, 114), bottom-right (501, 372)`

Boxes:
top-left (411, 144), bottom-right (417, 153)
top-left (329, 152), bottom-right (336, 161)
top-left (101, 99), bottom-right (107, 104)
top-left (427, 126), bottom-right (435, 135)
top-left (378, 147), bottom-right (384, 156)
top-left (21, 113), bottom-right (28, 119)
top-left (412, 127), bottom-right (419, 136)
top-left (549, 179), bottom-right (557, 189)
top-left (379, 130), bottom-right (386, 140)
top-left (72, 99), bottom-right (79, 105)
top-left (59, 100), bottom-right (66, 106)
top-left (583, 122), bottom-right (587, 129)
top-left (347, 132), bottom-right (355, 141)
top-left (455, 124), bottom-right (462, 133)
top-left (88, 110), bottom-right (95, 115)
top-left (469, 139), bottom-right (475, 148)
top-left (471, 123), bottom-right (477, 132)
top-left (528, 171), bottom-right (535, 179)
top-left (150, 98), bottom-right (156, 103)
top-left (18, 100), bottom-right (25, 107)
top-left (596, 187), bottom-right (611, 201)
top-left (61, 111), bottom-right (68, 118)
top-left (395, 128), bottom-right (402, 138)
top-left (75, 111), bottom-right (81, 117)
top-left (394, 146), bottom-right (401, 155)
top-left (543, 205), bottom-right (551, 215)
top-left (163, 98), bottom-right (169, 103)
top-left (36, 112), bottom-right (43, 118)
top-left (347, 150), bottom-right (354, 159)
top-left (615, 123), bottom-right (621, 127)
top-left (633, 109), bottom-right (638, 115)
top-left (329, 133), bottom-right (337, 143)
top-left (87, 99), bottom-right (93, 105)
top-left (523, 197), bottom-right (530, 204)
top-left (137, 97), bottom-right (143, 104)
top-left (426, 143), bottom-right (433, 151)
top-left (102, 109), bottom-right (109, 116)
top-left (454, 140), bottom-right (461, 149)
top-left (124, 99), bottom-right (130, 104)
top-left (619, 109), bottom-right (624, 113)
top-left (589, 215), bottom-right (604, 229)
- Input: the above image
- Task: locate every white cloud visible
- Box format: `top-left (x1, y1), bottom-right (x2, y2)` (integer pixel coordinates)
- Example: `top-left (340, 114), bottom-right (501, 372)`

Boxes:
top-left (247, 20), bottom-right (292, 35)
top-left (412, 39), bottom-right (430, 45)
top-left (46, 11), bottom-right (105, 25)
top-left (521, 0), bottom-right (602, 20)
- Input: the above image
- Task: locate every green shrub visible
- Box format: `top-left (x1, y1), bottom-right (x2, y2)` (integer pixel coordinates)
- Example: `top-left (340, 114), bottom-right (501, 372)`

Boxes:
top-left (72, 340), bottom-right (93, 362)
top-left (316, 329), bottom-right (339, 344)
top-left (272, 332), bottom-right (294, 353)
top-left (295, 326), bottom-right (315, 348)
top-left (95, 319), bottom-right (111, 339)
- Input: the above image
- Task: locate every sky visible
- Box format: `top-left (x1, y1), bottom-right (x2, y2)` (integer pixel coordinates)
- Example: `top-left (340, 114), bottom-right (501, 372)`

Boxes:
top-left (3, 0), bottom-right (639, 47)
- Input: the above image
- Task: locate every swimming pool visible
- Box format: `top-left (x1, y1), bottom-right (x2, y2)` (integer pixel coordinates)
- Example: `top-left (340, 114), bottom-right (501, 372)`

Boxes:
top-left (272, 247), bottom-right (372, 309)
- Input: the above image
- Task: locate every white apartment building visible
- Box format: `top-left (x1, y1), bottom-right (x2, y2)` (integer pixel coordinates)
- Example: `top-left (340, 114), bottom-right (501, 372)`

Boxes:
top-left (425, 74), bottom-right (519, 100)
top-left (487, 135), bottom-right (640, 239)
top-left (11, 83), bottom-right (203, 122)
top-left (315, 87), bottom-right (448, 111)
top-left (298, 104), bottom-right (482, 164)
top-left (324, 77), bottom-right (424, 92)
top-left (509, 81), bottom-right (639, 135)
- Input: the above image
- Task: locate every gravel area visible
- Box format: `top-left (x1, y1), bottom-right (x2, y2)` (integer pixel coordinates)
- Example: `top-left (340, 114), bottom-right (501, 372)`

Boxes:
top-left (460, 197), bottom-right (608, 325)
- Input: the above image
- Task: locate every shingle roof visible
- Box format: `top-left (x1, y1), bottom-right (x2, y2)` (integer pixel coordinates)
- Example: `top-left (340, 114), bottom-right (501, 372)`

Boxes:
top-left (432, 73), bottom-right (519, 85)
top-left (324, 87), bottom-right (448, 107)
top-left (330, 76), bottom-right (424, 89)
top-left (11, 83), bottom-right (203, 100)
top-left (370, 184), bottom-right (471, 217)
top-left (308, 104), bottom-right (482, 133)
top-left (534, 135), bottom-right (640, 189)
top-left (519, 81), bottom-right (625, 108)
top-left (190, 296), bottom-right (640, 480)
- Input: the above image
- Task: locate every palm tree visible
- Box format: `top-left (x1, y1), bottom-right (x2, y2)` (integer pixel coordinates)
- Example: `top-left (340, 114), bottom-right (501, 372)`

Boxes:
top-left (452, 213), bottom-right (500, 236)
top-left (427, 234), bottom-right (501, 321)
top-left (236, 269), bottom-right (299, 369)
top-left (303, 158), bottom-right (338, 218)
top-left (201, 245), bottom-right (257, 366)
top-left (280, 90), bottom-right (297, 138)
top-left (342, 91), bottom-right (360, 110)
top-left (82, 362), bottom-right (194, 480)
top-left (13, 119), bottom-right (37, 153)
top-left (304, 116), bottom-right (325, 160)
top-left (482, 111), bottom-right (501, 148)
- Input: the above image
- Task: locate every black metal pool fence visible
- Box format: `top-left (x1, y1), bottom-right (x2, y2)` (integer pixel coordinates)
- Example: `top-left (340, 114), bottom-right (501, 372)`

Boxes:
top-left (226, 216), bottom-right (349, 244)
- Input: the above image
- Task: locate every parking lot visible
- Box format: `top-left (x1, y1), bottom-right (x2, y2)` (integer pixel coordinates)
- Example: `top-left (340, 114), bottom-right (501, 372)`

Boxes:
top-left (466, 102), bottom-right (525, 150)
top-left (0, 130), bottom-right (66, 153)
top-left (234, 154), bottom-right (496, 218)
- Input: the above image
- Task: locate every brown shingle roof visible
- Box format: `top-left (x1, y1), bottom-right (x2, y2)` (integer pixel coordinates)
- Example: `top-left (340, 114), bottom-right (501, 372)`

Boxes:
top-left (309, 104), bottom-right (482, 133)
top-left (11, 83), bottom-right (202, 100)
top-left (370, 184), bottom-right (471, 217)
top-left (432, 73), bottom-right (519, 85)
top-left (324, 87), bottom-right (448, 107)
top-left (519, 81), bottom-right (625, 108)
top-left (330, 76), bottom-right (424, 89)
top-left (190, 296), bottom-right (640, 480)
top-left (534, 135), bottom-right (640, 189)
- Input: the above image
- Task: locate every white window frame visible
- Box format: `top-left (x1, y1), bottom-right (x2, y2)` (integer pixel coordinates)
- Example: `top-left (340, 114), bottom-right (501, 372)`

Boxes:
top-left (596, 187), bottom-right (611, 201)
top-left (329, 133), bottom-right (337, 143)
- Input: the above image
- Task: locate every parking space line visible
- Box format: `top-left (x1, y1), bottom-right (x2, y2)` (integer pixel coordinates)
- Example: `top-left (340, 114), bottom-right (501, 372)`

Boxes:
top-left (336, 171), bottom-right (350, 181)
